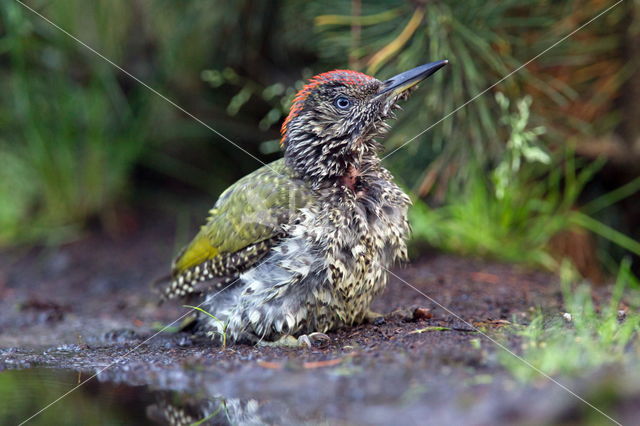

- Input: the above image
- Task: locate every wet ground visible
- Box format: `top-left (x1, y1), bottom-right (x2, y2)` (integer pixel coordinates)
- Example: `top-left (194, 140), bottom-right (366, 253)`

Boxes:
top-left (1, 219), bottom-right (638, 425)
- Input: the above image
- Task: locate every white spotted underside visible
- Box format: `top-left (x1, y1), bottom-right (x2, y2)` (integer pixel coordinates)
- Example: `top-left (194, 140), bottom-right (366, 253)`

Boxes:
top-left (200, 166), bottom-right (410, 343)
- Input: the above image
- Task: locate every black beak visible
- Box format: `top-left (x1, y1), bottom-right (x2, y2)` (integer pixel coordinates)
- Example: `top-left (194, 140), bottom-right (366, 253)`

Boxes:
top-left (378, 60), bottom-right (448, 97)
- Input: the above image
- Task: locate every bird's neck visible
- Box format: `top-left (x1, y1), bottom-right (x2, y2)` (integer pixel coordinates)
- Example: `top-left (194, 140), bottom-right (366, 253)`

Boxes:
top-left (284, 134), bottom-right (381, 190)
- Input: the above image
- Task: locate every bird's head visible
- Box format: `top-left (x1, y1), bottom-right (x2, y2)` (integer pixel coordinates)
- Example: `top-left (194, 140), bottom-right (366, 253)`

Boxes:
top-left (281, 60), bottom-right (448, 188)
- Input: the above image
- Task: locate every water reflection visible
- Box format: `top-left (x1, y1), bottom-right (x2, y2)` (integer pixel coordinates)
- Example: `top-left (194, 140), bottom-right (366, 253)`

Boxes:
top-left (2, 363), bottom-right (633, 425)
top-left (147, 394), bottom-right (289, 425)
top-left (0, 368), bottom-right (302, 425)
top-left (0, 368), bottom-right (154, 425)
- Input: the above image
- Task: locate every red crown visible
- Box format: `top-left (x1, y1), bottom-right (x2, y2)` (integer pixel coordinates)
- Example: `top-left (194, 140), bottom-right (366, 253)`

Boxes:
top-left (280, 70), bottom-right (374, 145)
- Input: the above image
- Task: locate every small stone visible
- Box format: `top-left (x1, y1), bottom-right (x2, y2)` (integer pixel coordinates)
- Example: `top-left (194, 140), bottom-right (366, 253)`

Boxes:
top-left (371, 316), bottom-right (386, 326)
top-left (413, 307), bottom-right (433, 321)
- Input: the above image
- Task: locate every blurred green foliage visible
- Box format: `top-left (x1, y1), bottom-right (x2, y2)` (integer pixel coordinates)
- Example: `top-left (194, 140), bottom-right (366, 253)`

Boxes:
top-left (1, 1), bottom-right (152, 243)
top-left (0, 0), bottom-right (637, 279)
top-left (410, 151), bottom-right (596, 269)
top-left (410, 93), bottom-right (640, 272)
top-left (1, 43), bottom-right (148, 242)
top-left (410, 149), bottom-right (640, 273)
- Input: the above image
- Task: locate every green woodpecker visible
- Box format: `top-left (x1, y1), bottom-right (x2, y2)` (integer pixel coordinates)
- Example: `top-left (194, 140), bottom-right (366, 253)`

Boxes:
top-left (161, 60), bottom-right (448, 346)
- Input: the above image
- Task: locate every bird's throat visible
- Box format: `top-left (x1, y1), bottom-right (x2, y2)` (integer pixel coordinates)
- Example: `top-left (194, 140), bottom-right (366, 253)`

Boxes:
top-left (340, 165), bottom-right (365, 195)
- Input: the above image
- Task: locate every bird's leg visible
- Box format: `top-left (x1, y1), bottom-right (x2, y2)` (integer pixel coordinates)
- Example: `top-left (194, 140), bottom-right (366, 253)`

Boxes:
top-left (365, 309), bottom-right (386, 325)
top-left (257, 332), bottom-right (330, 349)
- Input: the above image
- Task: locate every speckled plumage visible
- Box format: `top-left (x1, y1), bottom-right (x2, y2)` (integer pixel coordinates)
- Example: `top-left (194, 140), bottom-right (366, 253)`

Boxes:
top-left (200, 159), bottom-right (410, 343)
top-left (161, 63), bottom-right (446, 344)
top-left (148, 395), bottom-right (264, 426)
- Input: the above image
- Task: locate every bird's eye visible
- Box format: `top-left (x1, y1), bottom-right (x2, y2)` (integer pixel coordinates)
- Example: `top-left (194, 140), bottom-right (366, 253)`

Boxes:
top-left (334, 96), bottom-right (352, 110)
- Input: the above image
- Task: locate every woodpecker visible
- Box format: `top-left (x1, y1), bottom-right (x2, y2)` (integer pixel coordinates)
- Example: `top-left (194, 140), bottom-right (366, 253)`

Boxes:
top-left (161, 60), bottom-right (448, 346)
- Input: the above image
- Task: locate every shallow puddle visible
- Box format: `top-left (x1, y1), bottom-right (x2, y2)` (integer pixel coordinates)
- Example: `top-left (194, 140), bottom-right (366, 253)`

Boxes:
top-left (1, 365), bottom-right (401, 425)
top-left (2, 367), bottom-right (316, 425)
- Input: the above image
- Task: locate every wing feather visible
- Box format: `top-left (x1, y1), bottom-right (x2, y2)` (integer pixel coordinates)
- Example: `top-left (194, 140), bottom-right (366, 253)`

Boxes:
top-left (163, 159), bottom-right (309, 299)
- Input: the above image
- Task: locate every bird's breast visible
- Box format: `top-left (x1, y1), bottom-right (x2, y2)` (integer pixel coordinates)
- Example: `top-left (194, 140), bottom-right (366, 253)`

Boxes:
top-left (300, 178), bottom-right (410, 323)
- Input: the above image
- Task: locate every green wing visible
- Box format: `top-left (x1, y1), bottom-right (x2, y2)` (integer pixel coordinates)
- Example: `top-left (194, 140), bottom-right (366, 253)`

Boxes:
top-left (166, 159), bottom-right (310, 297)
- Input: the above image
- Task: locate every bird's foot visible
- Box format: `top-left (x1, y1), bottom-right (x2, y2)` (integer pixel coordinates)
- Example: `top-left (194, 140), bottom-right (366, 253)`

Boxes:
top-left (257, 332), bottom-right (330, 349)
top-left (257, 335), bottom-right (299, 347)
top-left (302, 332), bottom-right (331, 348)
top-left (365, 309), bottom-right (386, 326)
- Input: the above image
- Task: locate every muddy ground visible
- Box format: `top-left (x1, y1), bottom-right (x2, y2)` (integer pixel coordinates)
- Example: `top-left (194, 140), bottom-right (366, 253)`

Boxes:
top-left (0, 217), bottom-right (638, 425)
